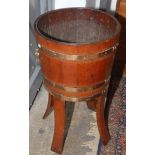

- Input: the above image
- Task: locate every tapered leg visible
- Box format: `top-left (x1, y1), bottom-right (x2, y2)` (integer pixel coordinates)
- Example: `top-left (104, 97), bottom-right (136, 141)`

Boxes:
top-left (43, 93), bottom-right (53, 119)
top-left (87, 99), bottom-right (97, 111)
top-left (51, 98), bottom-right (74, 154)
top-left (96, 95), bottom-right (110, 145)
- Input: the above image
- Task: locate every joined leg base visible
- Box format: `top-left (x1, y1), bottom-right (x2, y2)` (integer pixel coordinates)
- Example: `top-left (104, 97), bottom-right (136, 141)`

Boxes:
top-left (43, 94), bottom-right (110, 154)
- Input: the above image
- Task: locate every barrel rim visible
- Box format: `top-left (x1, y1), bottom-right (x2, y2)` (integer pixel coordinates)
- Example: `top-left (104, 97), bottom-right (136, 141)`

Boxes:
top-left (34, 7), bottom-right (121, 46)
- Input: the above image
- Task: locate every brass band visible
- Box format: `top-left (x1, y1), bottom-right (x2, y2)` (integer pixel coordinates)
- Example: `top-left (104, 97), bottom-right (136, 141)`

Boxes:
top-left (44, 85), bottom-right (106, 102)
top-left (38, 43), bottom-right (118, 61)
top-left (43, 75), bottom-right (110, 93)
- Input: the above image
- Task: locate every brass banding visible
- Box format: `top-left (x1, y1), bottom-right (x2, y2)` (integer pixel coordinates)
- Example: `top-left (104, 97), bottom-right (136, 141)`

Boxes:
top-left (44, 85), bottom-right (106, 102)
top-left (39, 43), bottom-right (119, 61)
top-left (43, 75), bottom-right (110, 93)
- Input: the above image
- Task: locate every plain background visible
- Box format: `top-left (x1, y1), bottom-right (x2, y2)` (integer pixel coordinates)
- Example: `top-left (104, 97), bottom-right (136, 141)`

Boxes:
top-left (0, 0), bottom-right (155, 154)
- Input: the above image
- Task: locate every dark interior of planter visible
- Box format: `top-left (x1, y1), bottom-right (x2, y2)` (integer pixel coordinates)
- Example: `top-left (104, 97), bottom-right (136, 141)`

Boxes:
top-left (37, 8), bottom-right (118, 44)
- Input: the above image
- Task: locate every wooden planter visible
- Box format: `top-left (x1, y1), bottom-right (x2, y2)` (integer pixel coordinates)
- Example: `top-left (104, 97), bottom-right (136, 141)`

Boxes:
top-left (34, 8), bottom-right (121, 154)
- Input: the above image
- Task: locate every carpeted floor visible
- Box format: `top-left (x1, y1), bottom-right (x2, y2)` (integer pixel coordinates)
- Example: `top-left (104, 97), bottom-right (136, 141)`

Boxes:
top-left (98, 77), bottom-right (126, 155)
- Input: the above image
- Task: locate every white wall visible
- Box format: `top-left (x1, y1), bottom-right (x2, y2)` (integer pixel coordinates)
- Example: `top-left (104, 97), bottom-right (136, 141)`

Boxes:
top-left (55, 0), bottom-right (86, 9)
top-left (107, 0), bottom-right (117, 13)
top-left (95, 0), bottom-right (100, 8)
top-left (55, 0), bottom-right (117, 12)
top-left (39, 0), bottom-right (117, 13)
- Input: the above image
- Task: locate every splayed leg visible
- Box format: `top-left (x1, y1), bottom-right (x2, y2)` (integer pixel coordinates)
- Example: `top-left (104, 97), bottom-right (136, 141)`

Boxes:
top-left (96, 96), bottom-right (110, 145)
top-left (43, 93), bottom-right (53, 119)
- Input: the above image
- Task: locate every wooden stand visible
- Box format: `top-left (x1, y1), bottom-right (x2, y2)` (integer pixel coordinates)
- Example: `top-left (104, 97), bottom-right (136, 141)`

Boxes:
top-left (43, 93), bottom-right (110, 154)
top-left (34, 8), bottom-right (121, 154)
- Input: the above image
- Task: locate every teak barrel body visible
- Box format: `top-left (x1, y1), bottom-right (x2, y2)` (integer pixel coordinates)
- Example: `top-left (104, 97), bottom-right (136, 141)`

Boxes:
top-left (34, 8), bottom-right (121, 102)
